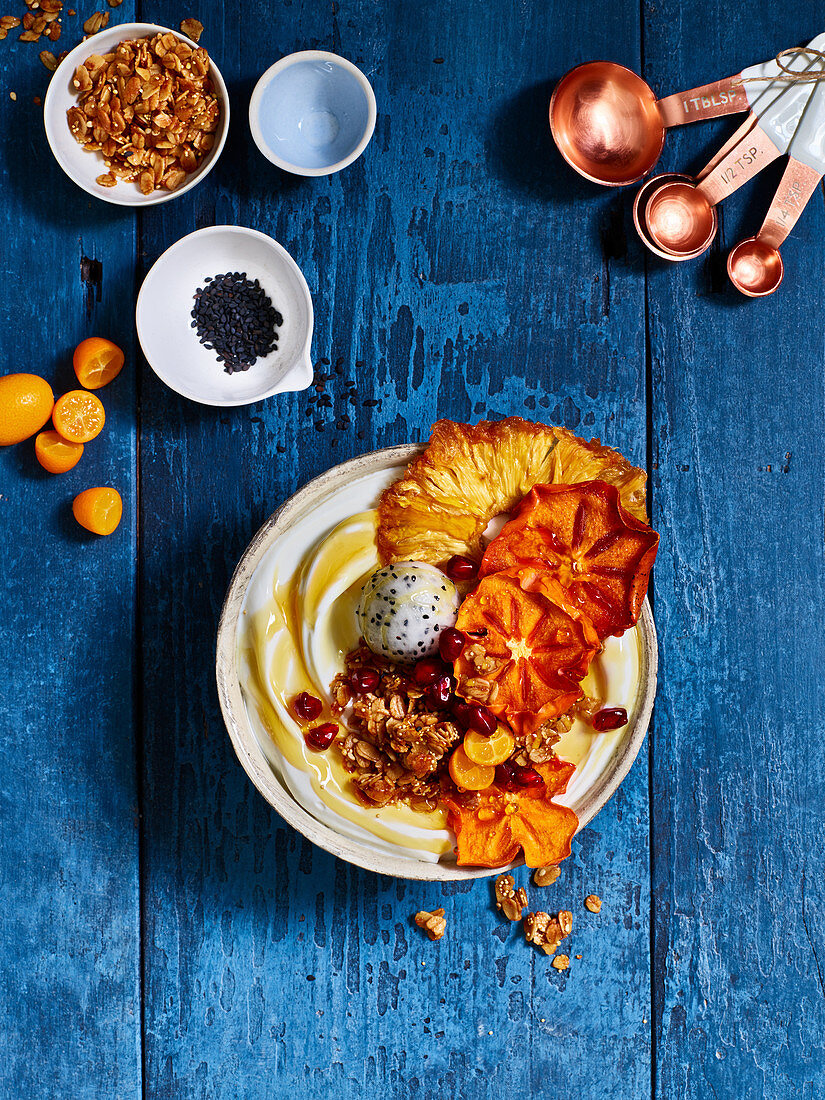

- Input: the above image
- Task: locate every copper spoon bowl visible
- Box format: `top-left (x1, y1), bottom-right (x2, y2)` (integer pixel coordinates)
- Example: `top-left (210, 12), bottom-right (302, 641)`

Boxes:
top-left (644, 179), bottom-right (718, 256)
top-left (632, 173), bottom-right (715, 260)
top-left (549, 61), bottom-right (666, 186)
top-left (727, 237), bottom-right (784, 296)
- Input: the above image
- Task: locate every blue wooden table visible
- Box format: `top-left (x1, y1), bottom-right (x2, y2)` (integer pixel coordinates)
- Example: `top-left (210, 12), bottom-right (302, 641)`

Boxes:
top-left (2, 2), bottom-right (824, 1097)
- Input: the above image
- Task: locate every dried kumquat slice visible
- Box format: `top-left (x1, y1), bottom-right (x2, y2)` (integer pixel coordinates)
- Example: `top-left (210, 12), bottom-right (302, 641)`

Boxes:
top-left (462, 727), bottom-right (515, 767)
top-left (454, 568), bottom-right (599, 736)
top-left (73, 337), bottom-right (125, 390)
top-left (480, 480), bottom-right (659, 639)
top-left (52, 390), bottom-right (105, 443)
top-left (448, 745), bottom-right (495, 791)
top-left (72, 487), bottom-right (122, 535)
top-left (35, 430), bottom-right (84, 473)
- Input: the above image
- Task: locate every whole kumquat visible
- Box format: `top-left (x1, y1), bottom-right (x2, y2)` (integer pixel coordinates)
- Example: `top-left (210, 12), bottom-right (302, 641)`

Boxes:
top-left (73, 337), bottom-right (125, 390)
top-left (72, 487), bottom-right (123, 535)
top-left (0, 373), bottom-right (54, 445)
top-left (34, 430), bottom-right (84, 473)
top-left (52, 390), bottom-right (105, 443)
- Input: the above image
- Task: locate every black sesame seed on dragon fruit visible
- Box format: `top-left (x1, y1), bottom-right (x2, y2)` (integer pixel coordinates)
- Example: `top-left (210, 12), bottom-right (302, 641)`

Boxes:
top-left (356, 562), bottom-right (460, 665)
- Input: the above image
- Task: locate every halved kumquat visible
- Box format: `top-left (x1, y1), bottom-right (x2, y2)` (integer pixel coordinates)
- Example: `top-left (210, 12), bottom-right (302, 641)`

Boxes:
top-left (53, 390), bottom-right (105, 443)
top-left (448, 745), bottom-right (495, 791)
top-left (463, 727), bottom-right (515, 768)
top-left (73, 337), bottom-right (125, 390)
top-left (0, 373), bottom-right (54, 445)
top-left (72, 487), bottom-right (122, 535)
top-left (35, 430), bottom-right (84, 473)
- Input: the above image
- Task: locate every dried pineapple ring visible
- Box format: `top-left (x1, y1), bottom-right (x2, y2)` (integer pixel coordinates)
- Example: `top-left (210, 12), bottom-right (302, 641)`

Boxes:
top-left (480, 480), bottom-right (659, 640)
top-left (377, 418), bottom-right (647, 567)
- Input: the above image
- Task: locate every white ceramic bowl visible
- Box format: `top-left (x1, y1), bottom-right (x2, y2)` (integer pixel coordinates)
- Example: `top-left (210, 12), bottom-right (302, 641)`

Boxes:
top-left (248, 50), bottom-right (376, 176)
top-left (43, 22), bottom-right (229, 207)
top-left (216, 445), bottom-right (658, 881)
top-left (136, 226), bottom-right (313, 406)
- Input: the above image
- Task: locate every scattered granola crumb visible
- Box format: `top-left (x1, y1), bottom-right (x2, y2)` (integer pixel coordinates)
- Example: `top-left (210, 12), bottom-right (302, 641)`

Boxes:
top-left (584, 894), bottom-right (602, 913)
top-left (575, 954), bottom-right (582, 959)
top-left (552, 954), bottom-right (570, 971)
top-left (39, 48), bottom-right (56, 69)
top-left (415, 908), bottom-right (446, 941)
top-left (524, 910), bottom-right (571, 956)
top-left (180, 17), bottom-right (203, 42)
top-left (532, 865), bottom-right (561, 888)
top-left (9, 90), bottom-right (16, 99)
top-left (106, 0), bottom-right (122, 6)
top-left (82, 10), bottom-right (108, 34)
top-left (33, 95), bottom-right (41, 104)
top-left (494, 873), bottom-right (528, 922)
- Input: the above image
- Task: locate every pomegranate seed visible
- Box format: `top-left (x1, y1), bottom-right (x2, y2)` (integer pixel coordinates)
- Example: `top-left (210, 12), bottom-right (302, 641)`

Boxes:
top-left (438, 627), bottom-right (467, 663)
top-left (349, 668), bottom-right (379, 694)
top-left (445, 555), bottom-right (478, 581)
top-left (292, 691), bottom-right (322, 722)
top-left (425, 673), bottom-right (453, 708)
top-left (466, 704), bottom-right (497, 737)
top-left (512, 765), bottom-right (545, 789)
top-left (451, 698), bottom-right (473, 727)
top-left (592, 706), bottom-right (628, 732)
top-left (495, 761), bottom-right (517, 789)
top-left (412, 657), bottom-right (444, 686)
top-left (304, 722), bottom-right (338, 751)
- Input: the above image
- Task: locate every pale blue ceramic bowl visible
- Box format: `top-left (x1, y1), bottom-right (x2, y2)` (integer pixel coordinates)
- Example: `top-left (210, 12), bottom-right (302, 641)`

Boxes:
top-left (249, 50), bottom-right (376, 176)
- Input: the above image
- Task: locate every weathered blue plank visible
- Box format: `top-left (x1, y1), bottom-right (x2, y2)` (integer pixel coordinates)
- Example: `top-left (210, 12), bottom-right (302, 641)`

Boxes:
top-left (645, 4), bottom-right (825, 1097)
top-left (138, 1), bottom-right (652, 1097)
top-left (0, 4), bottom-right (141, 1097)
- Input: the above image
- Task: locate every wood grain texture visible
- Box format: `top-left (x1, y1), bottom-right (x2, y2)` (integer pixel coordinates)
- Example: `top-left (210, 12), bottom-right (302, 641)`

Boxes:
top-left (644, 4), bottom-right (825, 1097)
top-left (137, 1), bottom-right (652, 1097)
top-left (0, 3), bottom-right (140, 1097)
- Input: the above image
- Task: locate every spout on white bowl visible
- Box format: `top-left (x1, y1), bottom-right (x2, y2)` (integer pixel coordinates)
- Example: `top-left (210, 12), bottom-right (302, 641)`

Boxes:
top-left (275, 349), bottom-right (314, 395)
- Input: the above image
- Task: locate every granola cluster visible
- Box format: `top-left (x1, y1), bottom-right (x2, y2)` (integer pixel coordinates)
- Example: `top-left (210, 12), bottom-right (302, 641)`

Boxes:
top-left (331, 644), bottom-right (462, 810)
top-left (66, 31), bottom-right (220, 194)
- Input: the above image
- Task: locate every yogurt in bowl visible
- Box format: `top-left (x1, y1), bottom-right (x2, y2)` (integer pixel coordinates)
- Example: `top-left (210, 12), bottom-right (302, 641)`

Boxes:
top-left (216, 445), bottom-right (657, 881)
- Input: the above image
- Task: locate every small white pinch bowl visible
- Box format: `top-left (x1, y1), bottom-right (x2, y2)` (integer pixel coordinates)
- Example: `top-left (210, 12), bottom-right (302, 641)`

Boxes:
top-left (249, 50), bottom-right (376, 176)
top-left (43, 22), bottom-right (229, 207)
top-left (136, 226), bottom-right (313, 407)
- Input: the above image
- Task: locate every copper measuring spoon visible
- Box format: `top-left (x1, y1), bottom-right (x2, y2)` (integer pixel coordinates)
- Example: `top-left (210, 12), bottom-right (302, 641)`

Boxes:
top-left (639, 47), bottom-right (824, 258)
top-left (549, 61), bottom-right (750, 187)
top-left (728, 81), bottom-right (825, 294)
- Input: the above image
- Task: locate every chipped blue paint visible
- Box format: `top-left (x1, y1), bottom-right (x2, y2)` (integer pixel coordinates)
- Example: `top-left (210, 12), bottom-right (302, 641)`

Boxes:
top-left (1, 0), bottom-right (824, 1097)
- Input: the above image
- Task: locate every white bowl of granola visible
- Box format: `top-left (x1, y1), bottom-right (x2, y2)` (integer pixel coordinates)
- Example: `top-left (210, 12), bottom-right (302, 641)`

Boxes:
top-left (43, 22), bottom-right (229, 206)
top-left (216, 442), bottom-right (658, 881)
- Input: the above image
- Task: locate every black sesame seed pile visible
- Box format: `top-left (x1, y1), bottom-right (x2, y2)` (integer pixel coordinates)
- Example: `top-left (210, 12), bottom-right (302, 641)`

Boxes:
top-left (191, 271), bottom-right (283, 375)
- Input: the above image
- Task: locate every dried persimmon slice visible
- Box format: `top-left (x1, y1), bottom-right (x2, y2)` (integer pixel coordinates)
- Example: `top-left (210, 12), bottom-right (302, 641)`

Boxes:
top-left (454, 568), bottom-right (599, 736)
top-left (480, 480), bottom-right (658, 639)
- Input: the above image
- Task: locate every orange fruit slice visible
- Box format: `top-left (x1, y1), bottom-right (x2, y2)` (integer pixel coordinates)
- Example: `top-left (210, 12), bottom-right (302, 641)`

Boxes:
top-left (72, 487), bottom-right (123, 535)
top-left (462, 727), bottom-right (514, 767)
top-left (0, 373), bottom-right (54, 445)
top-left (454, 568), bottom-right (600, 736)
top-left (73, 337), bottom-right (125, 390)
top-left (480, 480), bottom-right (659, 639)
top-left (35, 430), bottom-right (84, 473)
top-left (53, 390), bottom-right (105, 443)
top-left (448, 745), bottom-right (495, 791)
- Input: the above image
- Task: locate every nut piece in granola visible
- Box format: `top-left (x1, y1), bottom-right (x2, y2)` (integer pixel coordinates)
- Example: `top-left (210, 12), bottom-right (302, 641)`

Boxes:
top-left (532, 864), bottom-right (561, 888)
top-left (551, 954), bottom-right (570, 971)
top-left (414, 908), bottom-right (446, 941)
top-left (494, 873), bottom-right (528, 922)
top-left (584, 894), bottom-right (602, 913)
top-left (66, 31), bottom-right (220, 195)
top-left (523, 910), bottom-right (572, 956)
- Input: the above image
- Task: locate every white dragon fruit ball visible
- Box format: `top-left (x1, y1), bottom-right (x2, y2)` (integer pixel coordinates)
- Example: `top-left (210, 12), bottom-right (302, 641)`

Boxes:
top-left (357, 561), bottom-right (460, 665)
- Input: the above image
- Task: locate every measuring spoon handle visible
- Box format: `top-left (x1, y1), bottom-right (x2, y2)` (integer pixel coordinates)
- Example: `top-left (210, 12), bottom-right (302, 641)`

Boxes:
top-left (697, 125), bottom-right (783, 205)
top-left (758, 159), bottom-right (823, 248)
top-left (657, 75), bottom-right (749, 128)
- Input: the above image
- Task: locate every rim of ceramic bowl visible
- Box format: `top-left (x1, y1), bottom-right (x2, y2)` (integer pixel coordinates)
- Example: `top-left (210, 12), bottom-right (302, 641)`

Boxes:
top-left (248, 49), bottom-right (377, 176)
top-left (135, 225), bottom-right (314, 407)
top-left (215, 444), bottom-right (659, 881)
top-left (43, 22), bottom-right (230, 207)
